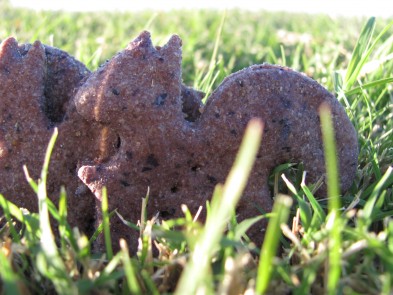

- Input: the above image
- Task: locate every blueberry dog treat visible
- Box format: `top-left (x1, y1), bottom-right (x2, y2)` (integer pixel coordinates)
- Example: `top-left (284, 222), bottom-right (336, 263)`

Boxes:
top-left (0, 32), bottom-right (358, 251)
top-left (75, 32), bottom-right (358, 250)
top-left (0, 38), bottom-right (101, 235)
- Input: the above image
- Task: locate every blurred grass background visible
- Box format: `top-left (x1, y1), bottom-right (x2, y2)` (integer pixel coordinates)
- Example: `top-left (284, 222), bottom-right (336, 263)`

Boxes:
top-left (2, 0), bottom-right (389, 91)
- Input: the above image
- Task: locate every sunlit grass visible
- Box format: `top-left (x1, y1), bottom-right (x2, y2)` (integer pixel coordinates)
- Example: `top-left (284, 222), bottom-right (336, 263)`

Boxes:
top-left (1, 2), bottom-right (393, 294)
top-left (176, 119), bottom-right (263, 294)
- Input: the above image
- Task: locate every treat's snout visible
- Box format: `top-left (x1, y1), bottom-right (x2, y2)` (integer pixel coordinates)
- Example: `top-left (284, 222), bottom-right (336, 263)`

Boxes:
top-left (78, 165), bottom-right (103, 200)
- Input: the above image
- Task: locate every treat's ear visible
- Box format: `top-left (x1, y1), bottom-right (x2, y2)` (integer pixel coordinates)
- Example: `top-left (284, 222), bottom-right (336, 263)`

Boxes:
top-left (0, 37), bottom-right (21, 64)
top-left (25, 41), bottom-right (46, 72)
top-left (74, 31), bottom-right (184, 124)
top-left (125, 31), bottom-right (181, 58)
top-left (0, 38), bottom-right (46, 102)
top-left (125, 31), bottom-right (182, 75)
top-left (0, 38), bottom-right (45, 68)
top-left (164, 34), bottom-right (182, 49)
top-left (160, 34), bottom-right (182, 62)
top-left (126, 30), bottom-right (154, 53)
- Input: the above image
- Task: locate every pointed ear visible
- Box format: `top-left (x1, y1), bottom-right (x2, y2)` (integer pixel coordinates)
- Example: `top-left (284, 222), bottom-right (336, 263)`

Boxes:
top-left (125, 30), bottom-right (155, 56)
top-left (165, 35), bottom-right (182, 50)
top-left (159, 35), bottom-right (182, 72)
top-left (0, 38), bottom-right (45, 72)
top-left (25, 40), bottom-right (46, 72)
top-left (161, 34), bottom-right (182, 60)
top-left (0, 37), bottom-right (21, 66)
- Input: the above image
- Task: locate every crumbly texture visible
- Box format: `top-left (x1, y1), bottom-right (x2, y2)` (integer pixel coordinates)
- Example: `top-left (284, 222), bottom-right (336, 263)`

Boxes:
top-left (0, 38), bottom-right (49, 212)
top-left (0, 38), bottom-right (102, 236)
top-left (0, 32), bottom-right (358, 252)
top-left (75, 31), bottom-right (358, 251)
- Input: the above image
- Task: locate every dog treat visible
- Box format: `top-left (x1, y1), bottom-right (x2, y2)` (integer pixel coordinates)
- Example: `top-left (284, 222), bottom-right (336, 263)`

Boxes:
top-left (16, 42), bottom-right (91, 123)
top-left (0, 38), bottom-right (49, 213)
top-left (0, 32), bottom-right (358, 252)
top-left (75, 31), bottom-right (358, 250)
top-left (0, 37), bottom-right (103, 235)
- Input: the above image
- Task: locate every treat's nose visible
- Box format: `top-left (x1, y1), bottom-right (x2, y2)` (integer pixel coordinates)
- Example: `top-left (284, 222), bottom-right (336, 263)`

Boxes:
top-left (78, 165), bottom-right (103, 199)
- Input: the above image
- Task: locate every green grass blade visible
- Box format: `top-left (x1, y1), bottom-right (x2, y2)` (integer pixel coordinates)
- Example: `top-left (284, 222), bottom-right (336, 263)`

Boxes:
top-left (362, 166), bottom-right (393, 225)
top-left (93, 252), bottom-right (123, 286)
top-left (199, 11), bottom-right (226, 102)
top-left (319, 104), bottom-right (341, 295)
top-left (140, 269), bottom-right (160, 295)
top-left (175, 118), bottom-right (263, 294)
top-left (344, 17), bottom-right (376, 89)
top-left (115, 210), bottom-right (140, 231)
top-left (388, 220), bottom-right (393, 260)
top-left (280, 44), bottom-right (287, 66)
top-left (320, 104), bottom-right (340, 214)
top-left (0, 251), bottom-right (24, 294)
top-left (234, 215), bottom-right (264, 241)
top-left (140, 187), bottom-right (150, 236)
top-left (345, 77), bottom-right (393, 96)
top-left (208, 11), bottom-right (225, 74)
top-left (27, 128), bottom-right (76, 294)
top-left (101, 186), bottom-right (113, 260)
top-left (281, 174), bottom-right (312, 231)
top-left (300, 173), bottom-right (326, 225)
top-left (360, 169), bottom-right (393, 201)
top-left (256, 194), bottom-right (293, 294)
top-left (58, 186), bottom-right (68, 250)
top-left (23, 165), bottom-right (39, 194)
top-left (0, 195), bottom-right (25, 223)
top-left (89, 209), bottom-right (117, 244)
top-left (344, 18), bottom-right (393, 91)
top-left (120, 239), bottom-right (142, 295)
top-left (0, 195), bottom-right (22, 242)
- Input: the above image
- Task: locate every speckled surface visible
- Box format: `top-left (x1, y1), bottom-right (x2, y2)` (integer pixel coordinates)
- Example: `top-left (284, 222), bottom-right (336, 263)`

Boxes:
top-left (0, 37), bottom-right (101, 236)
top-left (0, 32), bottom-right (358, 252)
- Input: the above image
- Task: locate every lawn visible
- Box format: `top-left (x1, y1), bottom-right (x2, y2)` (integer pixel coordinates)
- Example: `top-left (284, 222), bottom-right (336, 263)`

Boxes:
top-left (1, 1), bottom-right (393, 294)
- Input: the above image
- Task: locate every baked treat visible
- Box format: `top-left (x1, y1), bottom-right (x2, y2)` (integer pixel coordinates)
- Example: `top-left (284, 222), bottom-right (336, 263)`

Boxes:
top-left (0, 32), bottom-right (358, 252)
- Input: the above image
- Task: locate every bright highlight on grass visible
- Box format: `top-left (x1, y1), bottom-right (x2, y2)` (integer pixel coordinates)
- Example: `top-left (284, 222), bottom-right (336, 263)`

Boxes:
top-left (175, 118), bottom-right (263, 294)
top-left (256, 194), bottom-right (293, 294)
top-left (24, 128), bottom-right (77, 295)
top-left (319, 104), bottom-right (342, 294)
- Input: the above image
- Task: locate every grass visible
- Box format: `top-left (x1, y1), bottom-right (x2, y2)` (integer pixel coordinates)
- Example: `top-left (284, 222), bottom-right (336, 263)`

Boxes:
top-left (320, 104), bottom-right (341, 294)
top-left (1, 1), bottom-right (393, 294)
